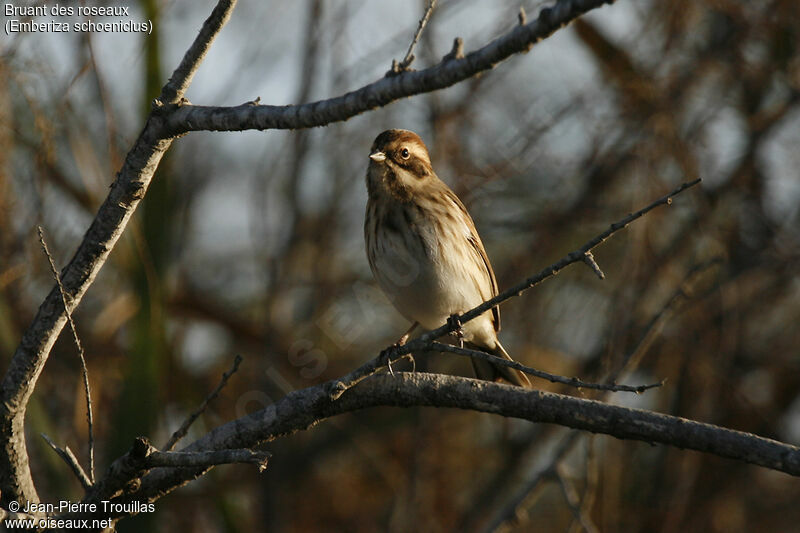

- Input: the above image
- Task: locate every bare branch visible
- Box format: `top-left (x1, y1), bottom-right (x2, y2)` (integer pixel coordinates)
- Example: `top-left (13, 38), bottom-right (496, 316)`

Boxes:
top-left (392, 0), bottom-right (438, 74)
top-left (159, 0), bottom-right (238, 104)
top-left (82, 437), bottom-right (153, 505)
top-left (38, 226), bottom-right (95, 484)
top-left (555, 463), bottom-right (599, 533)
top-left (607, 258), bottom-right (723, 384)
top-left (412, 178), bottom-right (702, 347)
top-left (582, 251), bottom-right (605, 279)
top-left (330, 373), bottom-right (800, 477)
top-left (41, 434), bottom-right (92, 491)
top-left (424, 342), bottom-right (663, 393)
top-left (84, 435), bottom-right (267, 508)
top-left (482, 258), bottom-right (722, 530)
top-left (147, 449), bottom-right (270, 472)
top-left (163, 355), bottom-right (243, 452)
top-left (0, 0), bottom-right (238, 505)
top-left (442, 37), bottom-right (464, 61)
top-left (3, 0), bottom-right (611, 505)
top-left (574, 438), bottom-right (599, 533)
top-left (162, 0), bottom-right (617, 134)
top-left (56, 371), bottom-right (800, 527)
top-left (483, 431), bottom-right (582, 533)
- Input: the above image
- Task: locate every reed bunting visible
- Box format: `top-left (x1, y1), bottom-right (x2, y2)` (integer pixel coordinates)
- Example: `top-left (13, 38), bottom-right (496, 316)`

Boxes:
top-left (364, 129), bottom-right (530, 387)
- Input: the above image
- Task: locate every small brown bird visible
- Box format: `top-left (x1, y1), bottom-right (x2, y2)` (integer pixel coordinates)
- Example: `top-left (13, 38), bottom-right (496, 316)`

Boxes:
top-left (364, 129), bottom-right (531, 387)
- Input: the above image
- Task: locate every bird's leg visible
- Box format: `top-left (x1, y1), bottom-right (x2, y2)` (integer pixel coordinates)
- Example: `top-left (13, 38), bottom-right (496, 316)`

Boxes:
top-left (379, 322), bottom-right (419, 375)
top-left (447, 314), bottom-right (465, 348)
top-left (397, 322), bottom-right (418, 347)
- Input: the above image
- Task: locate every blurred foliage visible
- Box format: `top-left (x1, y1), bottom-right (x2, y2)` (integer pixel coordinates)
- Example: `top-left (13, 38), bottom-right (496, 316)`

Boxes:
top-left (1, 0), bottom-right (799, 531)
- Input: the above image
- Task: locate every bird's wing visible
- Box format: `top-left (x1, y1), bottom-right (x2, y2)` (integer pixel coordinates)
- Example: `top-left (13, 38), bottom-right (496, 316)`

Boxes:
top-left (444, 189), bottom-right (501, 333)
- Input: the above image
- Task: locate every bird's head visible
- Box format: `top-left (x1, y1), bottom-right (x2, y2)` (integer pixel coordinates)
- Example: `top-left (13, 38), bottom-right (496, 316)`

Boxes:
top-left (367, 129), bottom-right (435, 201)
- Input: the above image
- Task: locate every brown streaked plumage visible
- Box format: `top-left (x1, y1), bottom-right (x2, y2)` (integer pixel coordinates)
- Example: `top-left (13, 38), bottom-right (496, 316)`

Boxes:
top-left (364, 129), bottom-right (530, 387)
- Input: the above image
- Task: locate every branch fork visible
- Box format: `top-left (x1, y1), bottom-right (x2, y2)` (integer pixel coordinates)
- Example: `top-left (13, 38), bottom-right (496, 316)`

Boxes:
top-left (389, 0), bottom-right (437, 75)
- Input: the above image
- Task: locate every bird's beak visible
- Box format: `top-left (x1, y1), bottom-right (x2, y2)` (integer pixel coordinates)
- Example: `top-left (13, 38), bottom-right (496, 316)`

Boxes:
top-left (369, 151), bottom-right (386, 162)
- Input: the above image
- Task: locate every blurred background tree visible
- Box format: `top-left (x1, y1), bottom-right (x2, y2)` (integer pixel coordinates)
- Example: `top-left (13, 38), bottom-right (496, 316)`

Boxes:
top-left (1, 0), bottom-right (798, 531)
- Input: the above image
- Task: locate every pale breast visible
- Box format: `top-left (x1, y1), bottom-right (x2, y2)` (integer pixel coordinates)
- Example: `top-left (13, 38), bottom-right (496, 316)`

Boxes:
top-left (366, 196), bottom-right (495, 336)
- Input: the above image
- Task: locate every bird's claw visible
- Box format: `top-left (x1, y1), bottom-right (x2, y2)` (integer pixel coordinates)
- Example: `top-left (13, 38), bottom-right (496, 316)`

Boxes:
top-left (379, 344), bottom-right (402, 376)
top-left (447, 314), bottom-right (465, 348)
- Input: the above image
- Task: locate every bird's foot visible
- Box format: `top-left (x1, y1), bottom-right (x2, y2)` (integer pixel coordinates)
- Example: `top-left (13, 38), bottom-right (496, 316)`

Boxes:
top-left (378, 343), bottom-right (402, 376)
top-left (378, 322), bottom-right (420, 376)
top-left (447, 314), bottom-right (465, 348)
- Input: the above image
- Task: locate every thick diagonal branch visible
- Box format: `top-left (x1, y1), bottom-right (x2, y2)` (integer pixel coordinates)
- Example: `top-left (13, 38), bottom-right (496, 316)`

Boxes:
top-left (0, 0), bottom-right (238, 506)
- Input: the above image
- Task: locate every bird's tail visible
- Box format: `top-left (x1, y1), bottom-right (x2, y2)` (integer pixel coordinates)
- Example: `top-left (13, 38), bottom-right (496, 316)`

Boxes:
top-left (468, 340), bottom-right (531, 388)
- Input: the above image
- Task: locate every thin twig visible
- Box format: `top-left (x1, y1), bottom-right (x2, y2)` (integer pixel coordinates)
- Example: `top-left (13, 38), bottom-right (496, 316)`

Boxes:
top-left (437, 178), bottom-right (703, 340)
top-left (84, 436), bottom-right (267, 506)
top-left (331, 179), bottom-right (701, 396)
top-left (414, 179), bottom-right (701, 347)
top-left (160, 0), bottom-right (238, 104)
top-left (582, 251), bottom-right (605, 279)
top-left (164, 354), bottom-right (243, 451)
top-left (483, 431), bottom-right (582, 533)
top-left (147, 449), bottom-right (271, 472)
top-left (607, 258), bottom-right (723, 384)
top-left (555, 463), bottom-right (600, 533)
top-left (425, 342), bottom-right (662, 393)
top-left (2, 0), bottom-right (234, 505)
top-left (571, 437), bottom-right (599, 533)
top-left (41, 434), bottom-right (92, 491)
top-left (393, 0), bottom-right (437, 73)
top-left (485, 258), bottom-right (719, 531)
top-left (38, 226), bottom-right (95, 484)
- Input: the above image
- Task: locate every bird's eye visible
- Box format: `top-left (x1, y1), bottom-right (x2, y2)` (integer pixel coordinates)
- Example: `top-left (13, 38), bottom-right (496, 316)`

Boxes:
top-left (400, 148), bottom-right (410, 159)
